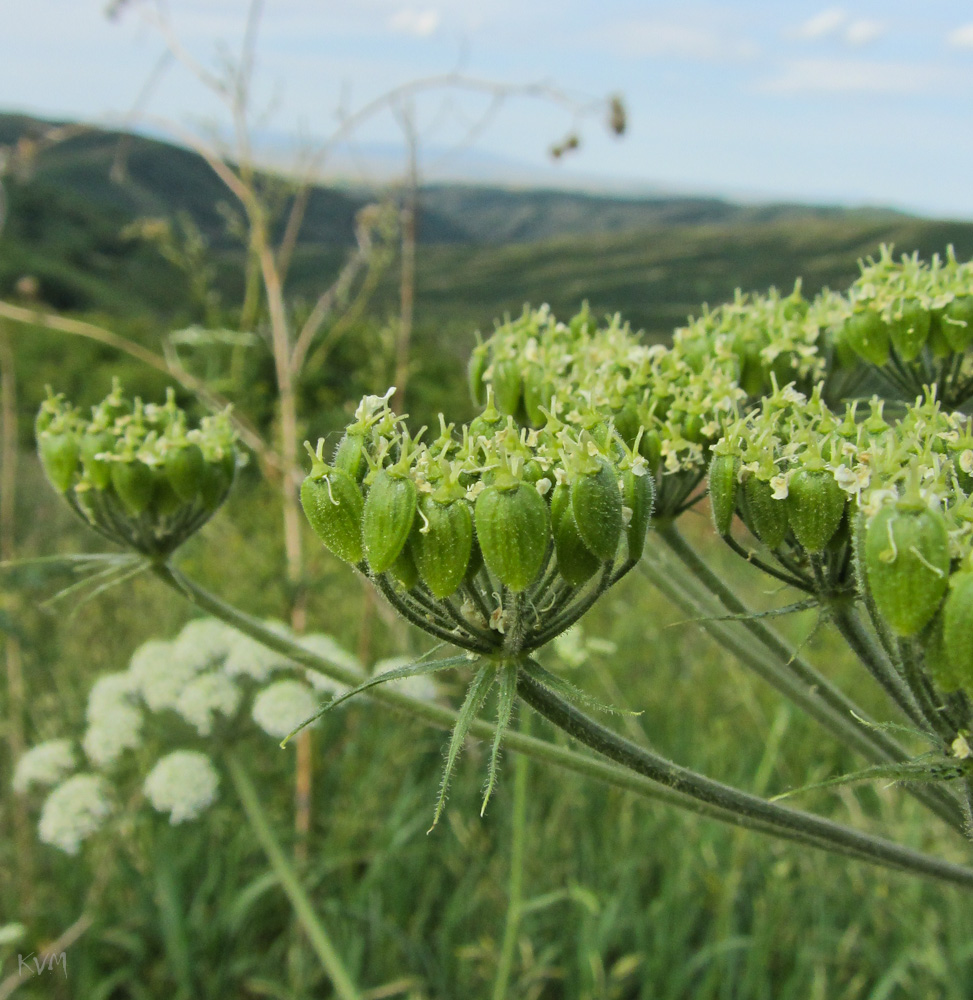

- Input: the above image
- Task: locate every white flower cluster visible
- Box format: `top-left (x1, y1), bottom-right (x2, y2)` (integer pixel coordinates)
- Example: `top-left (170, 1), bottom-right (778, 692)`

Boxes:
top-left (144, 750), bottom-right (220, 824)
top-left (38, 774), bottom-right (113, 855)
top-left (175, 671), bottom-right (241, 736)
top-left (252, 679), bottom-right (320, 739)
top-left (12, 739), bottom-right (76, 794)
top-left (84, 669), bottom-right (143, 767)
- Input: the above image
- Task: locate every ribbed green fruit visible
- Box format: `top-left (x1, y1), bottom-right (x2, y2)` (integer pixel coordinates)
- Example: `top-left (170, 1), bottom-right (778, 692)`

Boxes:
top-left (741, 475), bottom-right (788, 549)
top-left (621, 468), bottom-right (653, 561)
top-left (785, 469), bottom-right (846, 553)
top-left (708, 454), bottom-right (739, 536)
top-left (523, 366), bottom-right (555, 426)
top-left (389, 544), bottom-right (419, 590)
top-left (943, 572), bottom-right (973, 691)
top-left (38, 432), bottom-right (80, 494)
top-left (844, 308), bottom-right (890, 366)
top-left (491, 360), bottom-right (522, 417)
top-left (941, 297), bottom-right (973, 352)
top-left (411, 496), bottom-right (473, 598)
top-left (553, 504), bottom-right (601, 586)
top-left (80, 431), bottom-right (114, 490)
top-left (165, 444), bottom-right (206, 502)
top-left (151, 473), bottom-right (183, 518)
top-left (889, 299), bottom-right (930, 362)
top-left (111, 460), bottom-right (155, 515)
top-left (468, 344), bottom-right (489, 407)
top-left (864, 505), bottom-right (950, 637)
top-left (474, 482), bottom-right (550, 592)
top-left (571, 459), bottom-right (623, 561)
top-left (301, 470), bottom-right (364, 564)
top-left (199, 454), bottom-right (235, 512)
top-left (333, 431), bottom-right (367, 483)
top-left (362, 470), bottom-right (417, 573)
top-left (922, 612), bottom-right (959, 692)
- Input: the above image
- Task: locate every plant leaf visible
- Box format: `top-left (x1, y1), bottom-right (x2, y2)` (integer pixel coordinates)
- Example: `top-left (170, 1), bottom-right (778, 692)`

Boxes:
top-left (481, 660), bottom-right (518, 816)
top-left (524, 657), bottom-right (636, 717)
top-left (771, 757), bottom-right (963, 801)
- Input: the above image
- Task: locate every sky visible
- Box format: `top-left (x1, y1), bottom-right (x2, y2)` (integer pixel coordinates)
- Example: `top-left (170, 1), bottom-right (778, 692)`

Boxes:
top-left (4, 1), bottom-right (973, 218)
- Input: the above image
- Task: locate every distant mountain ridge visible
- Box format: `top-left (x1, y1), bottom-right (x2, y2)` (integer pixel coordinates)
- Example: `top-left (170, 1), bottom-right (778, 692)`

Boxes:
top-left (0, 111), bottom-right (907, 251)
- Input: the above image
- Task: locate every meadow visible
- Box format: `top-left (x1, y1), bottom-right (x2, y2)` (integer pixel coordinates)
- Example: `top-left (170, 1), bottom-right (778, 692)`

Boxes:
top-left (2, 117), bottom-right (973, 999)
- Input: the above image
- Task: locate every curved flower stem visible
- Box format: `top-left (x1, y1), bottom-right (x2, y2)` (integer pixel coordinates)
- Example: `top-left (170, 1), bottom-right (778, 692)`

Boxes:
top-left (516, 667), bottom-right (973, 889)
top-left (150, 562), bottom-right (973, 885)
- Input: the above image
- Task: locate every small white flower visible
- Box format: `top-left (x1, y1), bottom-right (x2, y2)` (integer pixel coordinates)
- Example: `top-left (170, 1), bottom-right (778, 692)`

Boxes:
top-left (13, 740), bottom-right (76, 794)
top-left (38, 774), bottom-right (113, 854)
top-left (87, 671), bottom-right (139, 723)
top-left (961, 450), bottom-right (973, 475)
top-left (82, 704), bottom-right (143, 766)
top-left (252, 680), bottom-right (319, 740)
top-left (224, 624), bottom-right (295, 682)
top-left (175, 672), bottom-right (241, 736)
top-left (144, 750), bottom-right (219, 824)
top-left (130, 638), bottom-right (204, 713)
top-left (172, 618), bottom-right (238, 673)
top-left (769, 473), bottom-right (790, 501)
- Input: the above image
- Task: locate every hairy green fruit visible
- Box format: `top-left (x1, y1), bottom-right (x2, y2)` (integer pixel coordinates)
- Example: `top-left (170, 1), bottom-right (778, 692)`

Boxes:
top-left (553, 504), bottom-right (601, 586)
top-left (468, 344), bottom-right (489, 407)
top-left (491, 360), bottom-right (522, 417)
top-left (362, 471), bottom-right (418, 574)
top-left (523, 365), bottom-right (555, 426)
top-left (80, 431), bottom-right (114, 490)
top-left (199, 453), bottom-right (235, 512)
top-left (941, 296), bottom-right (973, 352)
top-left (621, 468), bottom-right (653, 561)
top-left (708, 454), bottom-right (739, 536)
top-left (943, 572), bottom-right (973, 692)
top-left (301, 470), bottom-right (364, 565)
top-left (111, 460), bottom-right (155, 516)
top-left (474, 482), bottom-right (550, 592)
top-left (390, 543), bottom-right (419, 590)
top-left (411, 496), bottom-right (473, 599)
top-left (844, 308), bottom-right (890, 366)
top-left (785, 469), bottom-right (846, 553)
top-left (333, 431), bottom-right (368, 483)
top-left (571, 459), bottom-right (623, 561)
top-left (38, 432), bottom-right (80, 494)
top-left (165, 444), bottom-right (206, 502)
top-left (741, 475), bottom-right (788, 549)
top-left (863, 505), bottom-right (950, 637)
top-left (888, 299), bottom-right (930, 362)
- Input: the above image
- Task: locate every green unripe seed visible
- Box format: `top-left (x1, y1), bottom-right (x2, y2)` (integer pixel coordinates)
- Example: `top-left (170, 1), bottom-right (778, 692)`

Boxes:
top-left (199, 455), bottom-right (234, 512)
top-left (863, 505), bottom-right (950, 637)
top-left (621, 468), bottom-right (654, 562)
top-left (410, 496), bottom-right (473, 599)
top-left (111, 459), bottom-right (156, 516)
top-left (333, 431), bottom-right (367, 483)
top-left (151, 472), bottom-right (183, 518)
top-left (571, 459), bottom-right (623, 561)
top-left (943, 572), bottom-right (973, 692)
top-left (741, 475), bottom-right (788, 549)
top-left (708, 454), bottom-right (739, 536)
top-left (888, 299), bottom-right (930, 362)
top-left (785, 469), bottom-right (846, 553)
top-left (522, 366), bottom-right (555, 426)
top-left (553, 505), bottom-right (601, 586)
top-left (165, 444), bottom-right (206, 502)
top-left (474, 482), bottom-right (550, 592)
top-left (362, 470), bottom-right (418, 574)
top-left (301, 470), bottom-right (364, 565)
top-left (922, 612), bottom-right (960, 693)
top-left (390, 544), bottom-right (419, 590)
top-left (38, 432), bottom-right (80, 494)
top-left (941, 296), bottom-right (973, 352)
top-left (844, 308), bottom-right (890, 366)
top-left (80, 431), bottom-right (114, 490)
top-left (491, 360), bottom-right (522, 417)
top-left (550, 482), bottom-right (570, 533)
top-left (468, 344), bottom-right (489, 407)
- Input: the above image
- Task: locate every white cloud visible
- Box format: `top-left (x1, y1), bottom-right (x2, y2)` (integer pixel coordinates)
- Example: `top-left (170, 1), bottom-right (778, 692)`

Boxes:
top-left (758, 58), bottom-right (941, 96)
top-left (790, 8), bottom-right (847, 41)
top-left (600, 19), bottom-right (758, 62)
top-left (388, 8), bottom-right (440, 38)
top-left (844, 20), bottom-right (884, 46)
top-left (947, 24), bottom-right (973, 49)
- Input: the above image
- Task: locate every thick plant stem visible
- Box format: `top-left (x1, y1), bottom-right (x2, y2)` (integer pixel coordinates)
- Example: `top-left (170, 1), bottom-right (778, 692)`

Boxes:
top-left (226, 755), bottom-right (362, 1000)
top-left (153, 562), bottom-right (973, 885)
top-left (826, 599), bottom-right (929, 733)
top-left (646, 534), bottom-right (966, 832)
top-left (492, 712), bottom-right (530, 1000)
top-left (517, 668), bottom-right (973, 889)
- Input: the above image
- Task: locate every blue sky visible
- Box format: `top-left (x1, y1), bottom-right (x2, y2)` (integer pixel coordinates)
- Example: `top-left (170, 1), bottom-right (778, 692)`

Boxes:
top-left (4, 1), bottom-right (973, 218)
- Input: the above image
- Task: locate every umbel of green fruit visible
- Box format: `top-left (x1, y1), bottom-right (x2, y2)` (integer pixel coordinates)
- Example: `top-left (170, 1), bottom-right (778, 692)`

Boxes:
top-left (863, 502), bottom-right (950, 637)
top-left (36, 385), bottom-right (240, 557)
